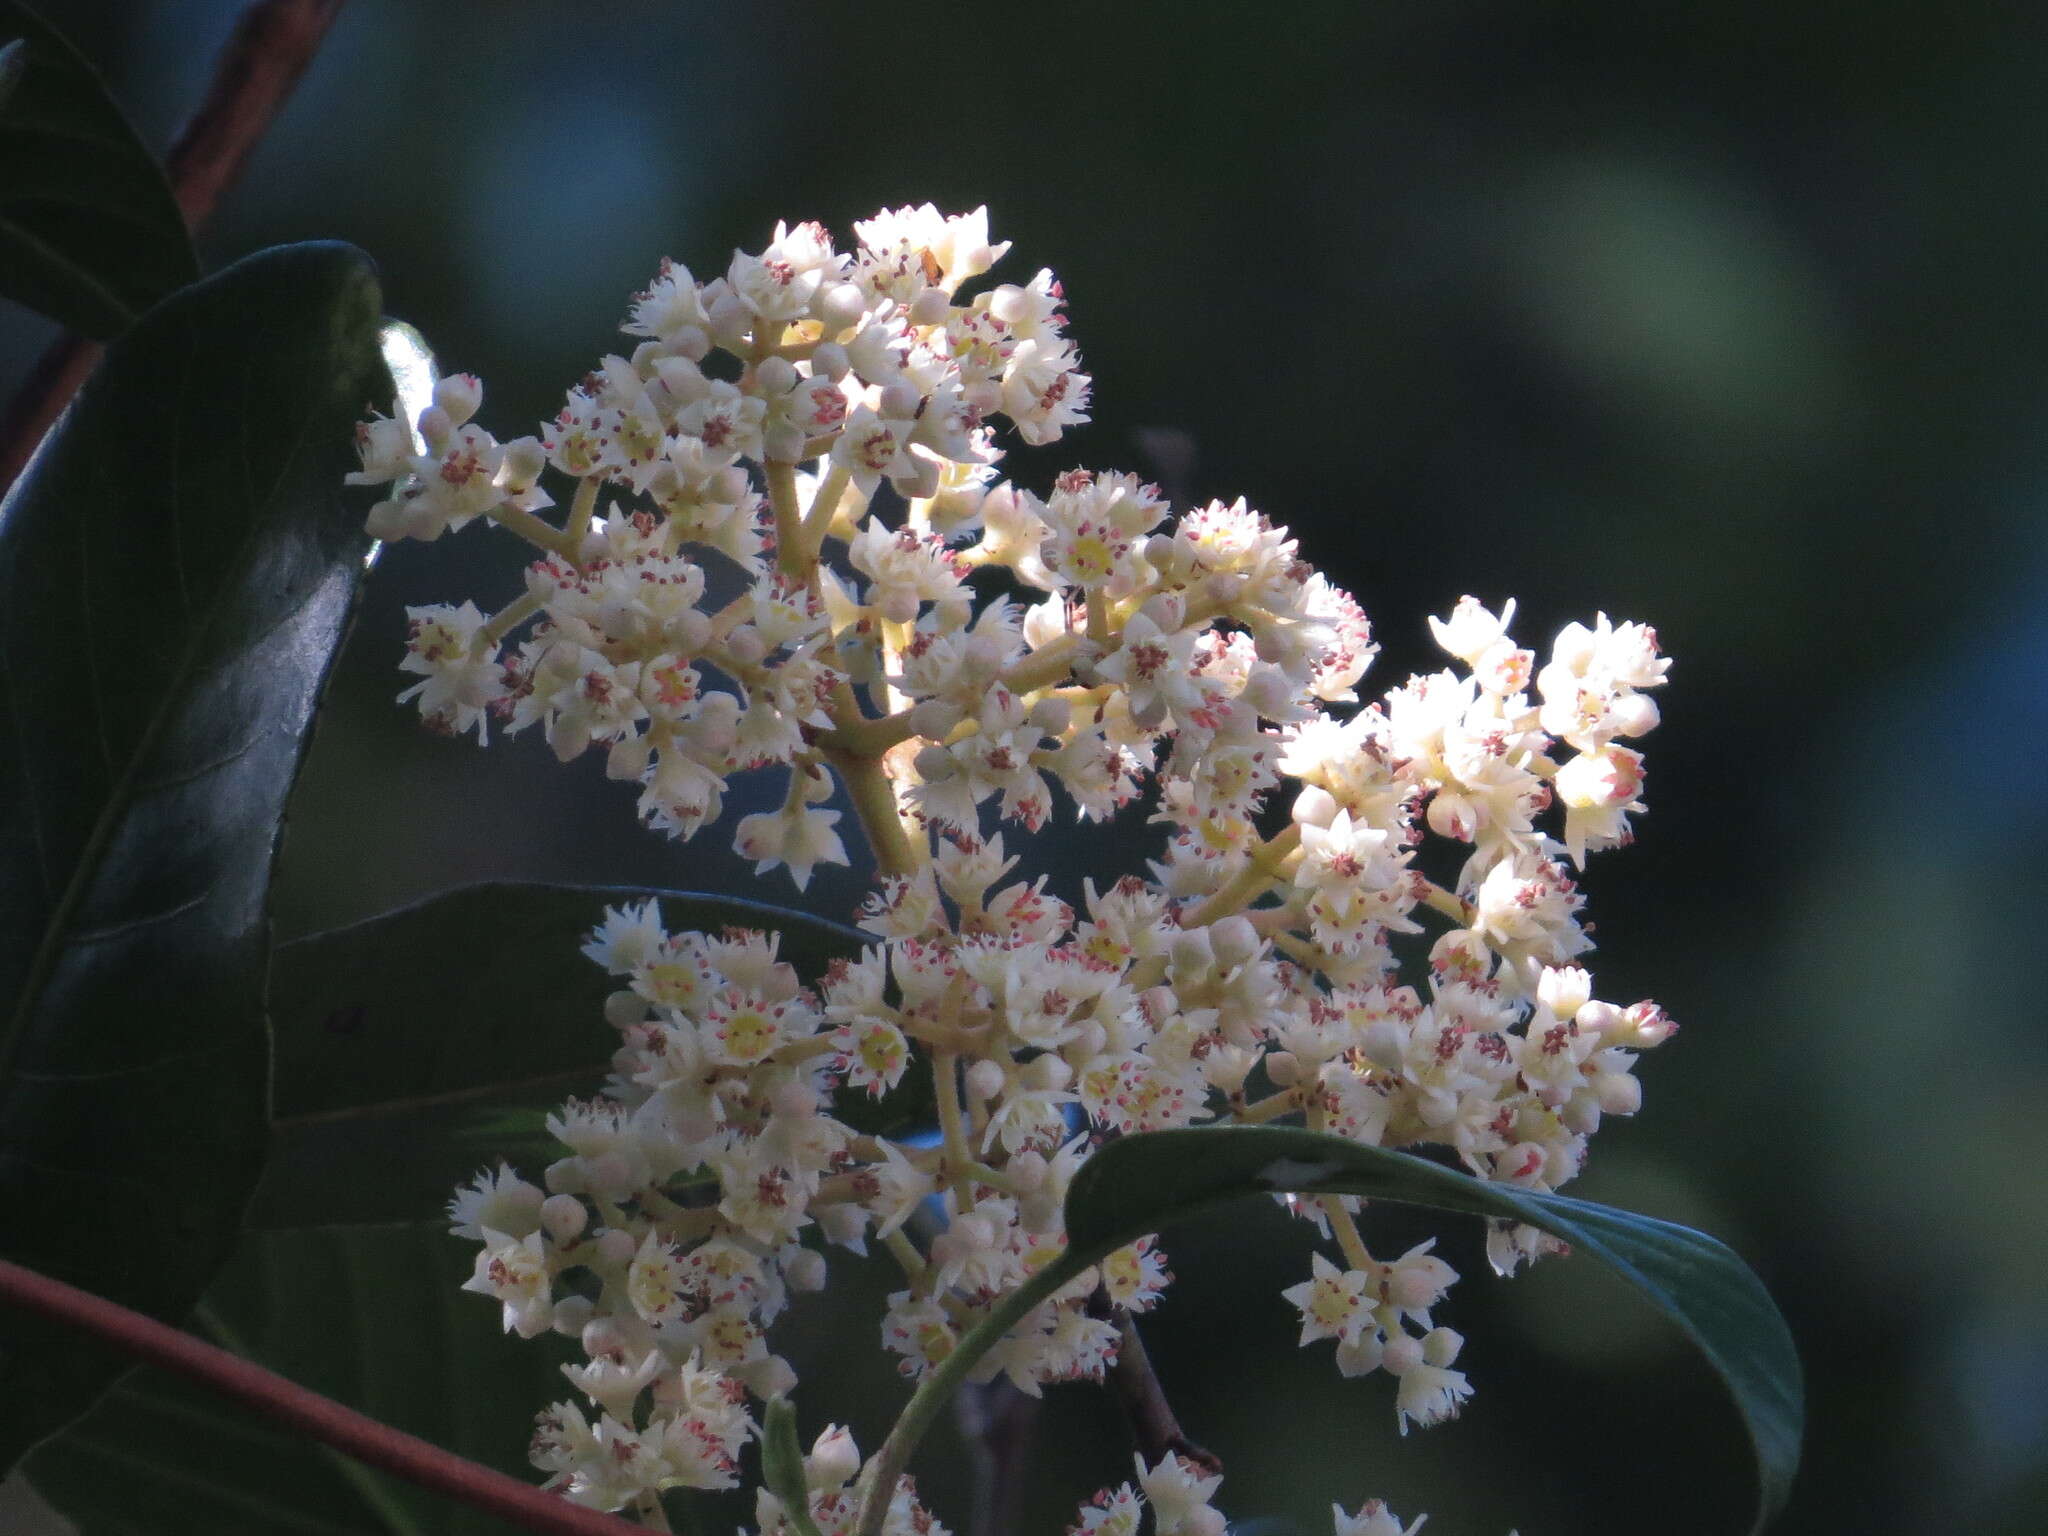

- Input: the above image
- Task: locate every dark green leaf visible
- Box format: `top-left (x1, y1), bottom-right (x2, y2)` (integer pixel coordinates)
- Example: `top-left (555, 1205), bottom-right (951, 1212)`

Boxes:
top-left (0, 1), bottom-right (198, 336)
top-left (0, 241), bottom-right (386, 1471)
top-left (761, 1398), bottom-right (824, 1536)
top-left (27, 1223), bottom-right (577, 1535)
top-left (863, 1125), bottom-right (1800, 1536)
top-left (1062, 1128), bottom-right (1803, 1535)
top-left (254, 883), bottom-right (885, 1227)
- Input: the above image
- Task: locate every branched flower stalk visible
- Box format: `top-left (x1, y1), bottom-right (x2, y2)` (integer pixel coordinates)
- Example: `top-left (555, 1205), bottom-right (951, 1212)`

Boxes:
top-left (350, 206), bottom-right (1678, 1536)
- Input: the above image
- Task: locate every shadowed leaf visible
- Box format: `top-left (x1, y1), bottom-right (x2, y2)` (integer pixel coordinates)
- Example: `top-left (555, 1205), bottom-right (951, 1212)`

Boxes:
top-left (252, 882), bottom-right (901, 1227)
top-left (0, 0), bottom-right (198, 336)
top-left (0, 240), bottom-right (386, 1470)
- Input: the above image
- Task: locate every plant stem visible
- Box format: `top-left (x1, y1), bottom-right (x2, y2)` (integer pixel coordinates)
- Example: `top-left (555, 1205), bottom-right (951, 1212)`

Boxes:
top-left (1185, 824), bottom-right (1302, 928)
top-left (0, 1258), bottom-right (645, 1536)
top-left (932, 1052), bottom-right (973, 1198)
top-left (764, 458), bottom-right (804, 579)
top-left (0, 0), bottom-right (348, 492)
top-left (193, 1302), bottom-right (428, 1536)
top-left (825, 747), bottom-right (921, 876)
top-left (1086, 1299), bottom-right (1220, 1476)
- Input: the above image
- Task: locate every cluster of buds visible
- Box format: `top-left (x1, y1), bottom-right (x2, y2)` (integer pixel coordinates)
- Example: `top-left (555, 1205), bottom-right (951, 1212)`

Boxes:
top-left (358, 209), bottom-right (1676, 1532)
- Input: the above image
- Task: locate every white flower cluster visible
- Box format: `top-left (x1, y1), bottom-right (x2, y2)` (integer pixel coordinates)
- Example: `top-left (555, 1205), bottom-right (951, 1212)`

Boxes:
top-left (369, 210), bottom-right (1677, 1531)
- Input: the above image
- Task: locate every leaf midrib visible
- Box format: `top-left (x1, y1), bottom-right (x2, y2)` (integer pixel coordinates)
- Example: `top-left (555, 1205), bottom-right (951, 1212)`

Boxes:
top-left (0, 311), bottom-right (327, 1086)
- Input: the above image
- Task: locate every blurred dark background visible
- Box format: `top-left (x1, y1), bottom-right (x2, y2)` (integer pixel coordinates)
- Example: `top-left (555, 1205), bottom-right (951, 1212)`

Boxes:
top-left (7, 1), bottom-right (2047, 1532)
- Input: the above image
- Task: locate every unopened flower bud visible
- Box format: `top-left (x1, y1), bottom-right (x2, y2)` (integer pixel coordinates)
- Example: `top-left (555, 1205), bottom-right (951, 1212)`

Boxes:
top-left (1596, 1070), bottom-right (1643, 1116)
top-left (1144, 533), bottom-right (1193, 581)
top-left (582, 1317), bottom-right (632, 1360)
top-left (1421, 1326), bottom-right (1463, 1368)
top-left (786, 1248), bottom-right (829, 1291)
top-left (1028, 697), bottom-right (1071, 736)
top-left (594, 1228), bottom-right (637, 1267)
top-left (746, 1355), bottom-right (798, 1401)
top-left (806, 1424), bottom-right (860, 1490)
top-left (607, 732), bottom-right (654, 781)
top-left (913, 743), bottom-right (957, 781)
top-left (1204, 572), bottom-right (1246, 605)
top-left (1537, 966), bottom-right (1592, 1021)
top-left (415, 404), bottom-right (452, 451)
top-left (551, 1295), bottom-right (595, 1336)
top-left (1023, 1054), bottom-right (1072, 1091)
top-left (811, 340), bottom-right (851, 379)
top-left (908, 287), bottom-right (951, 326)
top-left (1293, 785), bottom-right (1339, 828)
top-left (604, 989), bottom-right (650, 1030)
top-left (725, 626), bottom-right (768, 666)
top-left (432, 373), bottom-right (483, 425)
top-left (1210, 914), bottom-right (1259, 968)
top-left (773, 1080), bottom-right (819, 1119)
top-left (1380, 1333), bottom-right (1424, 1376)
top-left (965, 1058), bottom-right (1007, 1101)
top-left (879, 381), bottom-right (923, 419)
top-left (1008, 1150), bottom-right (1048, 1192)
top-left (1244, 668), bottom-right (1296, 718)
top-left (500, 436), bottom-right (547, 492)
top-left (1138, 589), bottom-right (1187, 632)
top-left (540, 1194), bottom-right (588, 1243)
top-left (711, 465), bottom-right (751, 504)
top-left (1169, 926), bottom-right (1216, 977)
top-left (1265, 1050), bottom-right (1301, 1087)
top-left (756, 356), bottom-right (797, 394)
top-left (1609, 690), bottom-right (1661, 737)
top-left (817, 284), bottom-right (866, 332)
top-left (907, 698), bottom-right (965, 741)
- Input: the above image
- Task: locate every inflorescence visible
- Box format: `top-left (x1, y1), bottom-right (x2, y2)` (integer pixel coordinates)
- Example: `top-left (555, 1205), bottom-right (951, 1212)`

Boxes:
top-left (351, 205), bottom-right (1675, 1536)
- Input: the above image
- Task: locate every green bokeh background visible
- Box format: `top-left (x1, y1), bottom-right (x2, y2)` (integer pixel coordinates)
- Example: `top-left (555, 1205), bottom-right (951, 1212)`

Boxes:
top-left (6, 2), bottom-right (2045, 1532)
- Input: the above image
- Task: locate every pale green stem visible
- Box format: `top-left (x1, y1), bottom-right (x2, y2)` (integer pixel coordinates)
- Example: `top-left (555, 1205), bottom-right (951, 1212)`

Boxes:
top-left (800, 463), bottom-right (854, 553)
top-left (488, 501), bottom-right (580, 561)
top-left (932, 1053), bottom-right (973, 1200)
top-left (1234, 1086), bottom-right (1304, 1125)
top-left (764, 458), bottom-right (805, 579)
top-left (999, 633), bottom-right (1082, 695)
top-left (1418, 878), bottom-right (1474, 925)
top-left (1307, 1101), bottom-right (1377, 1272)
top-left (564, 475), bottom-right (601, 549)
top-left (1185, 824), bottom-right (1303, 928)
top-left (473, 589), bottom-right (543, 655)
top-left (825, 747), bottom-right (922, 876)
top-left (824, 706), bottom-right (923, 759)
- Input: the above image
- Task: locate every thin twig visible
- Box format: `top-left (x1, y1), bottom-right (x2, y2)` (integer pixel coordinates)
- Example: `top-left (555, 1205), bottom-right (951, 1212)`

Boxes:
top-left (953, 1379), bottom-right (1040, 1536)
top-left (1086, 1292), bottom-right (1222, 1476)
top-left (0, 1257), bottom-right (644, 1536)
top-left (0, 0), bottom-right (348, 490)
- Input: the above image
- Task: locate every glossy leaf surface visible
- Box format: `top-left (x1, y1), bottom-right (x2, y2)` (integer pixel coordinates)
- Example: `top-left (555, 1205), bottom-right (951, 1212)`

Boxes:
top-left (0, 240), bottom-right (385, 1469)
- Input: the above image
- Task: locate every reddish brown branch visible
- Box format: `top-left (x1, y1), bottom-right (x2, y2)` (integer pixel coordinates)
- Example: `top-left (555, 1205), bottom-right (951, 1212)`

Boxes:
top-left (953, 1378), bottom-right (1040, 1536)
top-left (0, 336), bottom-right (99, 490)
top-left (0, 0), bottom-right (347, 492)
top-left (161, 0), bottom-right (346, 231)
top-left (1087, 1293), bottom-right (1222, 1477)
top-left (0, 1257), bottom-right (646, 1536)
